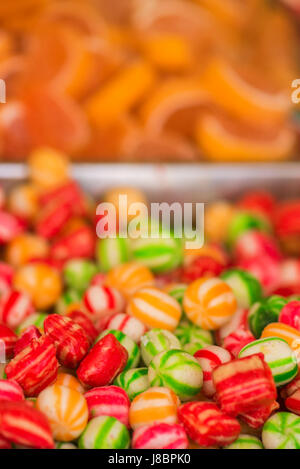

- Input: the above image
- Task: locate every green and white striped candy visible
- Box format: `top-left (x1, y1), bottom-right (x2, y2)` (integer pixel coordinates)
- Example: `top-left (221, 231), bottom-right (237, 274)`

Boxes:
top-left (97, 329), bottom-right (140, 371)
top-left (175, 320), bottom-right (213, 355)
top-left (248, 295), bottom-right (287, 338)
top-left (140, 329), bottom-right (181, 366)
top-left (56, 289), bottom-right (82, 315)
top-left (16, 312), bottom-right (48, 335)
top-left (148, 349), bottom-right (203, 401)
top-left (63, 259), bottom-right (98, 292)
top-left (239, 337), bottom-right (298, 387)
top-left (164, 284), bottom-right (187, 306)
top-left (221, 268), bottom-right (262, 309)
top-left (224, 434), bottom-right (263, 449)
top-left (96, 237), bottom-right (131, 273)
top-left (262, 412), bottom-right (300, 449)
top-left (114, 367), bottom-right (149, 400)
top-left (227, 211), bottom-right (271, 247)
top-left (79, 416), bottom-right (130, 449)
top-left (56, 442), bottom-right (77, 449)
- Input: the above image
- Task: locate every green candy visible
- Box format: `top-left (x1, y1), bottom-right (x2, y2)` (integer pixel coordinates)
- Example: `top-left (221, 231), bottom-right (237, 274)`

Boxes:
top-left (16, 313), bottom-right (48, 335)
top-left (96, 237), bottom-right (131, 273)
top-left (140, 329), bottom-right (181, 366)
top-left (63, 259), bottom-right (98, 292)
top-left (221, 268), bottom-right (262, 309)
top-left (248, 295), bottom-right (287, 338)
top-left (148, 349), bottom-right (203, 401)
top-left (239, 337), bottom-right (298, 387)
top-left (164, 284), bottom-right (187, 306)
top-left (224, 434), bottom-right (263, 449)
top-left (114, 367), bottom-right (149, 400)
top-left (175, 320), bottom-right (213, 355)
top-left (262, 412), bottom-right (300, 449)
top-left (227, 211), bottom-right (271, 247)
top-left (79, 416), bottom-right (130, 449)
top-left (97, 329), bottom-right (140, 371)
top-left (56, 289), bottom-right (82, 315)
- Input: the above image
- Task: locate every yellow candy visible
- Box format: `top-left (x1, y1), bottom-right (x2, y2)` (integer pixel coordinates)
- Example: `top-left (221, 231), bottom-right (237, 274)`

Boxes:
top-left (8, 184), bottom-right (39, 221)
top-left (204, 202), bottom-right (236, 243)
top-left (28, 147), bottom-right (70, 190)
top-left (106, 262), bottom-right (154, 300)
top-left (56, 372), bottom-right (84, 394)
top-left (5, 234), bottom-right (49, 267)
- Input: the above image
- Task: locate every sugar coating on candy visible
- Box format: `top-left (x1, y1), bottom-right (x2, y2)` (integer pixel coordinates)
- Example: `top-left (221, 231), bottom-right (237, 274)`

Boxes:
top-left (132, 423), bottom-right (188, 449)
top-left (84, 385), bottom-right (130, 427)
top-left (105, 313), bottom-right (147, 343)
top-left (114, 367), bottom-right (150, 400)
top-left (105, 262), bottom-right (155, 300)
top-left (36, 384), bottom-right (88, 441)
top-left (83, 284), bottom-right (125, 320)
top-left (148, 349), bottom-right (203, 401)
top-left (97, 329), bottom-right (140, 371)
top-left (0, 379), bottom-right (24, 402)
top-left (0, 290), bottom-right (33, 329)
top-left (175, 319), bottom-right (213, 355)
top-left (262, 412), bottom-right (300, 449)
top-left (239, 400), bottom-right (279, 429)
top-left (224, 434), bottom-right (263, 449)
top-left (79, 415), bottom-right (130, 449)
top-left (183, 277), bottom-right (237, 330)
top-left (129, 386), bottom-right (179, 430)
top-left (221, 268), bottom-right (262, 309)
top-left (140, 328), bottom-right (181, 366)
top-left (213, 353), bottom-right (277, 416)
top-left (194, 345), bottom-right (231, 397)
top-left (127, 286), bottom-right (181, 332)
top-left (55, 372), bottom-right (84, 393)
top-left (178, 401), bottom-right (240, 448)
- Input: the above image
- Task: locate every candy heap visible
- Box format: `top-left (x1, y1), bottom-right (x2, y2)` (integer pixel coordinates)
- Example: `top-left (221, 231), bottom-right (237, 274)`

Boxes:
top-left (2, 151), bottom-right (300, 449)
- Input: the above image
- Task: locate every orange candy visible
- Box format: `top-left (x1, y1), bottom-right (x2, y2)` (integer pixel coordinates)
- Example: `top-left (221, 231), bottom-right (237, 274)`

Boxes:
top-left (5, 234), bottom-right (49, 267)
top-left (106, 262), bottom-right (155, 300)
top-left (142, 34), bottom-right (193, 72)
top-left (55, 372), bottom-right (84, 394)
top-left (28, 147), bottom-right (70, 190)
top-left (7, 184), bottom-right (39, 221)
top-left (261, 322), bottom-right (300, 362)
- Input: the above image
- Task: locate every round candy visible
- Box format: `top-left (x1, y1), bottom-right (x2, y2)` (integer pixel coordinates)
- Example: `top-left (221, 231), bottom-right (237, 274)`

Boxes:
top-left (194, 345), bottom-right (232, 397)
top-left (96, 329), bottom-right (140, 371)
top-left (234, 230), bottom-right (281, 263)
top-left (36, 384), bottom-right (88, 441)
top-left (279, 301), bottom-right (300, 330)
top-left (285, 389), bottom-right (300, 415)
top-left (148, 349), bottom-right (203, 401)
top-left (262, 412), bottom-right (300, 449)
top-left (238, 255), bottom-right (280, 294)
top-left (14, 325), bottom-right (41, 355)
top-left (103, 186), bottom-right (148, 223)
top-left (129, 386), bottom-right (179, 430)
top-left (114, 367), bottom-right (149, 400)
top-left (0, 262), bottom-right (14, 296)
top-left (204, 202), bottom-right (236, 243)
top-left (174, 320), bottom-right (213, 355)
top-left (0, 379), bottom-right (24, 402)
top-left (66, 310), bottom-right (98, 345)
top-left (63, 259), bottom-right (98, 292)
top-left (28, 147), bottom-right (69, 190)
top-left (96, 237), bottom-right (131, 272)
top-left (79, 416), bottom-right (130, 449)
top-left (239, 337), bottom-right (298, 387)
top-left (132, 423), bottom-right (188, 449)
top-left (14, 263), bottom-right (62, 310)
top-left (16, 313), bottom-right (47, 335)
top-left (140, 329), bottom-right (181, 366)
top-left (55, 372), bottom-right (84, 393)
top-left (248, 295), bottom-right (287, 338)
top-left (224, 434), bottom-right (263, 449)
top-left (163, 283), bottom-right (187, 306)
top-left (83, 285), bottom-right (125, 321)
top-left (0, 210), bottom-right (26, 244)
top-left (281, 371), bottom-right (300, 399)
top-left (84, 385), bottom-right (130, 427)
top-left (183, 277), bottom-right (237, 330)
top-left (0, 323), bottom-right (17, 359)
top-left (227, 211), bottom-right (270, 247)
top-left (182, 256), bottom-right (224, 283)
top-left (8, 185), bottom-right (39, 222)
top-left (56, 289), bottom-right (82, 315)
top-left (221, 268), bottom-right (262, 309)
top-left (105, 262), bottom-right (154, 300)
top-left (0, 290), bottom-right (33, 329)
top-left (5, 234), bottom-right (49, 267)
top-left (261, 322), bottom-right (300, 362)
top-left (127, 287), bottom-right (181, 331)
top-left (105, 313), bottom-right (147, 343)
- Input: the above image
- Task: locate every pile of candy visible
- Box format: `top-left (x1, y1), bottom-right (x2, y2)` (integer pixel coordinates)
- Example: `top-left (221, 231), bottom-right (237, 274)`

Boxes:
top-left (3, 149), bottom-right (300, 449)
top-left (0, 0), bottom-right (299, 162)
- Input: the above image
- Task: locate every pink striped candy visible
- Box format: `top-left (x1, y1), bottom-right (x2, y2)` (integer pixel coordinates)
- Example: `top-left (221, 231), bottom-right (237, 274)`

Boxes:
top-left (216, 309), bottom-right (249, 345)
top-left (105, 313), bottom-right (147, 343)
top-left (279, 301), bottom-right (300, 331)
top-left (194, 346), bottom-right (231, 397)
top-left (0, 379), bottom-right (24, 402)
top-left (0, 290), bottom-right (34, 329)
top-left (83, 285), bottom-right (125, 321)
top-left (132, 423), bottom-right (188, 449)
top-left (14, 326), bottom-right (41, 356)
top-left (84, 385), bottom-right (130, 428)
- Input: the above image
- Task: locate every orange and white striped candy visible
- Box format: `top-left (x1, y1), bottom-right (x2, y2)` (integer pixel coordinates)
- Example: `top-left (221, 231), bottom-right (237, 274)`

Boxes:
top-left (127, 287), bottom-right (181, 331)
top-left (36, 384), bottom-right (88, 442)
top-left (55, 372), bottom-right (84, 393)
top-left (183, 277), bottom-right (237, 330)
top-left (129, 386), bottom-right (179, 430)
top-left (106, 262), bottom-right (154, 300)
top-left (261, 322), bottom-right (300, 362)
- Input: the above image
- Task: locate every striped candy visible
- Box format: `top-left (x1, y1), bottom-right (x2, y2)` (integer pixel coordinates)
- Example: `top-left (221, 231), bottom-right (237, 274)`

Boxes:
top-left (217, 308), bottom-right (249, 344)
top-left (0, 379), bottom-right (24, 402)
top-left (221, 268), bottom-right (262, 309)
top-left (97, 329), bottom-right (140, 371)
top-left (96, 237), bottom-right (131, 273)
top-left (194, 345), bottom-right (231, 397)
top-left (83, 285), bottom-right (125, 320)
top-left (66, 310), bottom-right (98, 345)
top-left (224, 434), bottom-right (263, 449)
top-left (127, 287), bottom-right (181, 331)
top-left (248, 295), bottom-right (287, 338)
top-left (36, 384), bottom-right (88, 441)
top-left (0, 290), bottom-right (33, 329)
top-left (261, 322), bottom-right (300, 362)
top-left (105, 313), bottom-right (147, 343)
top-left (79, 416), bottom-right (130, 449)
top-left (129, 386), bottom-right (179, 430)
top-left (148, 349), bottom-right (203, 401)
top-left (132, 423), bottom-right (188, 449)
top-left (55, 372), bottom-right (84, 393)
top-left (64, 259), bottom-right (98, 292)
top-left (140, 329), bottom-right (181, 366)
top-left (183, 277), bottom-right (237, 330)
top-left (285, 389), bottom-right (300, 415)
top-left (105, 262), bottom-right (154, 300)
top-left (239, 401), bottom-right (279, 429)
top-left (16, 313), bottom-right (47, 335)
top-left (84, 385), bottom-right (130, 427)
top-left (114, 368), bottom-right (149, 400)
top-left (262, 412), bottom-right (300, 449)
top-left (239, 337), bottom-right (298, 387)
top-left (163, 283), bottom-right (187, 306)
top-left (281, 372), bottom-right (300, 399)
top-left (175, 320), bottom-right (213, 355)
top-left (279, 301), bottom-right (300, 330)
top-left (0, 323), bottom-right (17, 358)
top-left (14, 325), bottom-right (41, 356)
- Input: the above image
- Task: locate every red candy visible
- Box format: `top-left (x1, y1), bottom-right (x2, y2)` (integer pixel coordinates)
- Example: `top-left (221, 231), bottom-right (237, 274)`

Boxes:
top-left (132, 423), bottom-right (189, 449)
top-left (36, 201), bottom-right (73, 239)
top-left (0, 210), bottom-right (26, 244)
top-left (84, 385), bottom-right (130, 427)
top-left (234, 230), bottom-right (282, 262)
top-left (0, 290), bottom-right (34, 329)
top-left (182, 256), bottom-right (224, 283)
top-left (0, 379), bottom-right (24, 402)
top-left (44, 314), bottom-right (90, 368)
top-left (238, 191), bottom-right (275, 219)
top-left (0, 262), bottom-right (14, 295)
top-left (83, 285), bottom-right (125, 321)
top-left (223, 327), bottom-right (255, 358)
top-left (0, 434), bottom-right (11, 449)
top-left (213, 353), bottom-right (277, 416)
top-left (50, 226), bottom-right (95, 262)
top-left (66, 310), bottom-right (98, 344)
top-left (238, 256), bottom-right (280, 294)
top-left (5, 335), bottom-right (59, 397)
top-left (281, 371), bottom-right (300, 399)
top-left (0, 323), bottom-right (17, 358)
top-left (77, 333), bottom-right (128, 388)
top-left (239, 401), bottom-right (279, 429)
top-left (0, 400), bottom-right (54, 448)
top-left (14, 325), bottom-right (41, 356)
top-left (91, 272), bottom-right (106, 287)
top-left (39, 181), bottom-right (88, 217)
top-left (285, 389), bottom-right (300, 415)
top-left (279, 301), bottom-right (300, 330)
top-left (178, 401), bottom-right (240, 447)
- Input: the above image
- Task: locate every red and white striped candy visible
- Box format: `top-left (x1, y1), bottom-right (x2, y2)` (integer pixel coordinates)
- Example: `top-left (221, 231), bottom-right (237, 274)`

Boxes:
top-left (194, 346), bottom-right (231, 397)
top-left (234, 230), bottom-right (281, 263)
top-left (281, 371), bottom-right (300, 399)
top-left (286, 390), bottom-right (300, 415)
top-left (83, 285), bottom-right (125, 321)
top-left (238, 256), bottom-right (280, 294)
top-left (66, 310), bottom-right (98, 344)
top-left (105, 313), bottom-right (147, 343)
top-left (50, 226), bottom-right (95, 262)
top-left (0, 210), bottom-right (26, 244)
top-left (0, 262), bottom-right (14, 295)
top-left (279, 301), bottom-right (300, 330)
top-left (91, 272), bottom-right (106, 287)
top-left (14, 325), bottom-right (41, 356)
top-left (0, 290), bottom-right (34, 329)
top-left (0, 434), bottom-right (11, 449)
top-left (223, 327), bottom-right (255, 358)
top-left (0, 323), bottom-right (17, 358)
top-left (216, 308), bottom-right (249, 345)
top-left (280, 259), bottom-right (300, 288)
top-left (84, 385), bottom-right (130, 428)
top-left (132, 423), bottom-right (188, 449)
top-left (0, 379), bottom-right (24, 402)
top-left (240, 401), bottom-right (279, 429)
